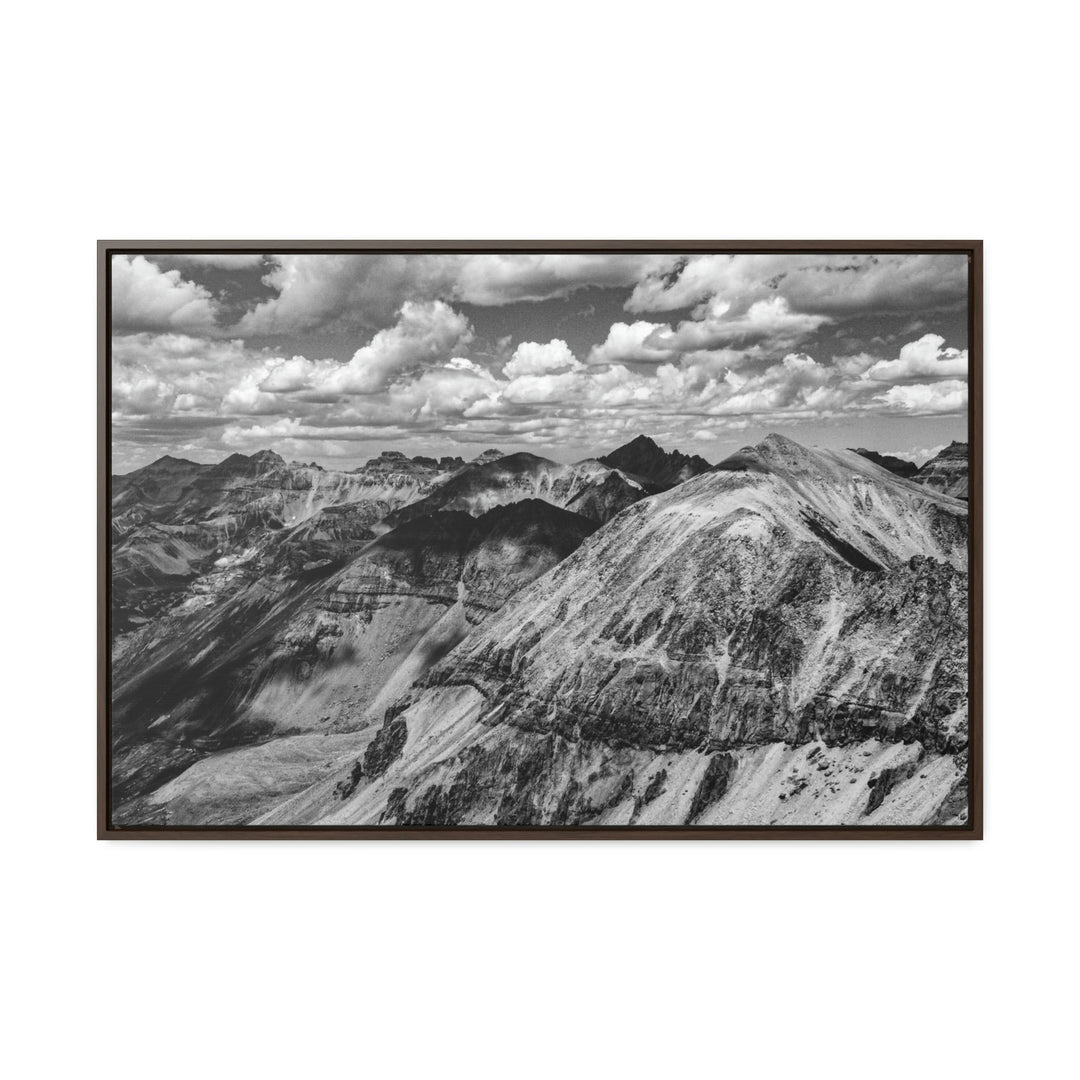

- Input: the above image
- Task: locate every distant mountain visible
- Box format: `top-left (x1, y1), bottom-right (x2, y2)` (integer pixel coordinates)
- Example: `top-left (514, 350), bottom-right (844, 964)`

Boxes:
top-left (355, 450), bottom-right (466, 476)
top-left (378, 451), bottom-right (648, 531)
top-left (850, 448), bottom-right (919, 479)
top-left (915, 441), bottom-right (968, 500)
top-left (259, 435), bottom-right (969, 828)
top-left (599, 434), bottom-right (710, 490)
top-left (111, 434), bottom-right (971, 830)
top-left (111, 499), bottom-right (597, 825)
top-left (110, 450), bottom-right (462, 629)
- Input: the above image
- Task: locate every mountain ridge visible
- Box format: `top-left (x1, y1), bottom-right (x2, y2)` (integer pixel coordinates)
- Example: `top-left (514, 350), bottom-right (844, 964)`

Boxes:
top-left (110, 432), bottom-right (970, 828)
top-left (256, 433), bottom-right (968, 827)
top-left (914, 441), bottom-right (968, 500)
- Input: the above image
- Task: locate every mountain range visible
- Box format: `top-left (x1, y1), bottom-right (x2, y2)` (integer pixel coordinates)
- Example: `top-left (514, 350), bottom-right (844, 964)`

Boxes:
top-left (110, 435), bottom-right (970, 827)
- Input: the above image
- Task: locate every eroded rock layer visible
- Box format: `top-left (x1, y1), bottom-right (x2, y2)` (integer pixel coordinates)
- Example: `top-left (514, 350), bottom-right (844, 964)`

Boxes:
top-left (270, 436), bottom-right (968, 828)
top-left (914, 441), bottom-right (969, 500)
top-left (111, 435), bottom-right (970, 829)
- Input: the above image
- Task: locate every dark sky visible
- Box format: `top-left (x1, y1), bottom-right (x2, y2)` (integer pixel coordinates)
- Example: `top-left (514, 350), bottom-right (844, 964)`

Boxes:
top-left (111, 251), bottom-right (970, 472)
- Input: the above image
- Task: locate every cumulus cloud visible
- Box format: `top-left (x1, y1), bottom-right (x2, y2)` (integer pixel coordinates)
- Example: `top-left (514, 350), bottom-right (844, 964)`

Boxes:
top-left (112, 255), bottom-right (219, 332)
top-left (387, 365), bottom-right (501, 418)
top-left (651, 296), bottom-right (831, 353)
top-left (112, 370), bottom-right (177, 415)
top-left (452, 254), bottom-right (672, 305)
top-left (863, 333), bottom-right (968, 381)
top-left (627, 253), bottom-right (968, 317)
top-left (502, 339), bottom-right (581, 378)
top-left (235, 253), bottom-right (678, 335)
top-left (259, 356), bottom-right (324, 393)
top-left (326, 299), bottom-right (473, 393)
top-left (111, 332), bottom-right (253, 373)
top-left (112, 252), bottom-right (970, 468)
top-left (223, 368), bottom-right (294, 415)
top-left (112, 333), bottom-right (268, 417)
top-left (587, 321), bottom-right (676, 365)
top-left (255, 300), bottom-right (475, 396)
top-left (503, 369), bottom-right (586, 405)
top-left (874, 379), bottom-right (968, 414)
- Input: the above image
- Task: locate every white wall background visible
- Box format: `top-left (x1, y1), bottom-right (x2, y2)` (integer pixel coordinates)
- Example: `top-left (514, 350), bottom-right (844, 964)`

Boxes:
top-left (4, 2), bottom-right (1074, 1077)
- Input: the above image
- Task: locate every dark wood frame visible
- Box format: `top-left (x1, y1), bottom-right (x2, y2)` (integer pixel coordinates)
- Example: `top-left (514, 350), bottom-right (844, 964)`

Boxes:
top-left (98, 240), bottom-right (982, 840)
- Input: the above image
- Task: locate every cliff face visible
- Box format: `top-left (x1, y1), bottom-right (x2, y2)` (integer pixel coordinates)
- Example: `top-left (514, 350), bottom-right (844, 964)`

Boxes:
top-left (915, 441), bottom-right (969, 500)
top-left (268, 436), bottom-right (968, 828)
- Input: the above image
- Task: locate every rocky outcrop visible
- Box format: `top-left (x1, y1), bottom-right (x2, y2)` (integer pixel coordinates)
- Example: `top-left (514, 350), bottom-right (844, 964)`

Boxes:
top-left (563, 469), bottom-right (648, 523)
top-left (378, 452), bottom-right (649, 531)
top-left (112, 434), bottom-right (971, 830)
top-left (110, 450), bottom-right (463, 638)
top-left (281, 435), bottom-right (969, 828)
top-left (915, 441), bottom-right (969, 500)
top-left (110, 498), bottom-right (597, 820)
top-left (599, 434), bottom-right (711, 490)
top-left (112, 449), bottom-right (456, 544)
top-left (353, 449), bottom-right (467, 476)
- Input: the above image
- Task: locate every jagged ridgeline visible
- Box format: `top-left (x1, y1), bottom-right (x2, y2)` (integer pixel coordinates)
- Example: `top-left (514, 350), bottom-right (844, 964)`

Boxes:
top-left (110, 434), bottom-right (969, 828)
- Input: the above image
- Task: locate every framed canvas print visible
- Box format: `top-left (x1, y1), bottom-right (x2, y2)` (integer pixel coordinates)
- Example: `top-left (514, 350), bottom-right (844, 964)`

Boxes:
top-left (98, 241), bottom-right (981, 839)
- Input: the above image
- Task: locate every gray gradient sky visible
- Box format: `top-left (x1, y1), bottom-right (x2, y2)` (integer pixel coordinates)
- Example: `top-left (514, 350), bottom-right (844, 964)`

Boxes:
top-left (111, 251), bottom-right (969, 473)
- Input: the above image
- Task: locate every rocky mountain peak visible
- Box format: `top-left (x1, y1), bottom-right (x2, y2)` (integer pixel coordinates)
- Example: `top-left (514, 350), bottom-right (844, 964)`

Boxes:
top-left (715, 433), bottom-right (823, 475)
top-left (914, 441), bottom-right (969, 500)
top-left (473, 449), bottom-right (505, 464)
top-left (937, 441), bottom-right (968, 458)
top-left (130, 454), bottom-right (204, 476)
top-left (599, 434), bottom-right (711, 491)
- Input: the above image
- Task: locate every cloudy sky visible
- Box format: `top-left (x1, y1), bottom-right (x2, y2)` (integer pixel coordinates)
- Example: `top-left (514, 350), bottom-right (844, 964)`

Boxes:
top-left (111, 251), bottom-right (970, 472)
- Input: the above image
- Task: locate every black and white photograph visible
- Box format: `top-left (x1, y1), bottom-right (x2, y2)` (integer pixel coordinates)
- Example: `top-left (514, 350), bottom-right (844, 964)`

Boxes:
top-left (15, 0), bottom-right (1080, 1074)
top-left (105, 245), bottom-right (975, 832)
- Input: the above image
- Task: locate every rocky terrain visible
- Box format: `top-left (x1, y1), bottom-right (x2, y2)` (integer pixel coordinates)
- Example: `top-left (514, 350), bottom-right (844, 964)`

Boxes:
top-left (111, 434), bottom-right (970, 828)
top-left (914, 441), bottom-right (969, 500)
top-left (599, 433), bottom-right (711, 490)
top-left (377, 451), bottom-right (649, 531)
top-left (110, 450), bottom-right (598, 823)
top-left (850, 447), bottom-right (920, 479)
top-left (111, 449), bottom-right (459, 631)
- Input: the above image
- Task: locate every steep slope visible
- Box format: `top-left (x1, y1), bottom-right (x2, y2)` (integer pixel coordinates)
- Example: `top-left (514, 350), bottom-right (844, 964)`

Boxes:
top-left (850, 448), bottom-right (919, 479)
top-left (263, 435), bottom-right (968, 828)
top-left (110, 449), bottom-right (459, 629)
top-left (112, 499), bottom-right (597, 824)
top-left (915, 441), bottom-right (969, 499)
top-left (378, 452), bottom-right (648, 530)
top-left (114, 449), bottom-right (449, 535)
top-left (598, 434), bottom-right (711, 490)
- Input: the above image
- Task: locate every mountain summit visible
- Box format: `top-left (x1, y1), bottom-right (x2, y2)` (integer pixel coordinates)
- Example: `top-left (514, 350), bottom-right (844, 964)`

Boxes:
top-left (598, 434), bottom-right (711, 490)
top-left (915, 441), bottom-right (968, 500)
top-left (263, 433), bottom-right (968, 828)
top-left (111, 434), bottom-right (969, 829)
